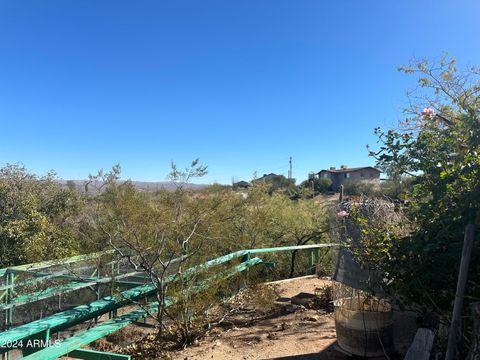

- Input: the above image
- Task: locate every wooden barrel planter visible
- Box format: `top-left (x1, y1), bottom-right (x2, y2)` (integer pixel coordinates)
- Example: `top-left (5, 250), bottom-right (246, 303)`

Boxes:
top-left (334, 296), bottom-right (394, 357)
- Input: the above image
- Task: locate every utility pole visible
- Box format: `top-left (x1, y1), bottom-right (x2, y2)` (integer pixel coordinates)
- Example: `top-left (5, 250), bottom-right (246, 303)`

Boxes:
top-left (288, 156), bottom-right (292, 179)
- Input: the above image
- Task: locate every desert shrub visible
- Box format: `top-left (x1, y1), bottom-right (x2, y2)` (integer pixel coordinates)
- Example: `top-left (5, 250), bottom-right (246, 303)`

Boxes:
top-left (224, 279), bottom-right (279, 316)
top-left (86, 161), bottom-right (331, 346)
top-left (377, 176), bottom-right (415, 200)
top-left (342, 180), bottom-right (377, 196)
top-left (0, 164), bottom-right (83, 266)
top-left (0, 159), bottom-right (331, 347)
top-left (370, 57), bottom-right (480, 310)
top-left (316, 177), bottom-right (333, 192)
top-left (252, 174), bottom-right (296, 195)
top-left (365, 56), bottom-right (480, 356)
top-left (300, 177), bottom-right (332, 194)
top-left (336, 197), bottom-right (413, 282)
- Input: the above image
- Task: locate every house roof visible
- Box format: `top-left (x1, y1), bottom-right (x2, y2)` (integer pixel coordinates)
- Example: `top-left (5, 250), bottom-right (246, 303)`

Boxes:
top-left (254, 173), bottom-right (280, 181)
top-left (318, 166), bottom-right (380, 174)
top-left (233, 180), bottom-right (250, 187)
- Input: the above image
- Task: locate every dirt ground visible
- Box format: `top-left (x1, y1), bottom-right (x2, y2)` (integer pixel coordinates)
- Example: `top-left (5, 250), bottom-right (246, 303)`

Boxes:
top-left (172, 276), bottom-right (417, 360)
top-left (176, 276), bottom-right (337, 360)
top-left (87, 275), bottom-right (417, 360)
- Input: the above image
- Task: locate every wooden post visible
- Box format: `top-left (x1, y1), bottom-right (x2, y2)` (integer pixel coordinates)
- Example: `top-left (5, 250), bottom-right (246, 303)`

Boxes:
top-left (468, 302), bottom-right (480, 360)
top-left (339, 185), bottom-right (344, 202)
top-left (446, 224), bottom-right (476, 360)
top-left (404, 328), bottom-right (435, 360)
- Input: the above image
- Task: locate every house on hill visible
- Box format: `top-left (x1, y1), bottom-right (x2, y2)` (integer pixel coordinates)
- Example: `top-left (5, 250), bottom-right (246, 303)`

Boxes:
top-left (252, 173), bottom-right (295, 193)
top-left (253, 173), bottom-right (295, 185)
top-left (317, 166), bottom-right (380, 191)
top-left (255, 173), bottom-right (281, 182)
top-left (232, 180), bottom-right (250, 190)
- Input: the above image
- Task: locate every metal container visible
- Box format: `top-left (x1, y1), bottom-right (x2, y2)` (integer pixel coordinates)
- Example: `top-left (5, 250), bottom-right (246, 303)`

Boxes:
top-left (334, 296), bottom-right (394, 357)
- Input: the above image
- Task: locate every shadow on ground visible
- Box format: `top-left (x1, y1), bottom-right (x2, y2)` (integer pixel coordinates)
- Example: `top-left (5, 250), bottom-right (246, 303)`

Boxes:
top-left (263, 343), bottom-right (340, 360)
top-left (264, 342), bottom-right (394, 360)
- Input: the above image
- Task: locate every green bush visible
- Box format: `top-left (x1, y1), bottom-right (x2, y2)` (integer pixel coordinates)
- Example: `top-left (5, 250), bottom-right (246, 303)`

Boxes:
top-left (300, 177), bottom-right (332, 194)
top-left (0, 164), bottom-right (83, 267)
top-left (366, 56), bottom-right (480, 356)
top-left (342, 180), bottom-right (377, 196)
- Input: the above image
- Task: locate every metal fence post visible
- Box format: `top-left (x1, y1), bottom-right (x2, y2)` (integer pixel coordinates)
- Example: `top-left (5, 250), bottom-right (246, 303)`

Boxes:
top-left (2, 272), bottom-right (14, 360)
top-left (5, 272), bottom-right (13, 329)
top-left (242, 252), bottom-right (250, 287)
top-left (307, 248), bottom-right (321, 275)
top-left (313, 248), bottom-right (320, 274)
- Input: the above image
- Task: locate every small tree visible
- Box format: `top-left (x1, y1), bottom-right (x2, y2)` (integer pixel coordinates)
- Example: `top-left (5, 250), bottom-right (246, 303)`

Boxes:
top-left (367, 55), bottom-right (480, 355)
top-left (95, 160), bottom-right (232, 346)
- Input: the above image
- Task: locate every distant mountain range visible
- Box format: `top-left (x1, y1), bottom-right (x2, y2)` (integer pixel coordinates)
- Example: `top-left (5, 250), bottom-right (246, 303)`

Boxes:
top-left (57, 180), bottom-right (208, 193)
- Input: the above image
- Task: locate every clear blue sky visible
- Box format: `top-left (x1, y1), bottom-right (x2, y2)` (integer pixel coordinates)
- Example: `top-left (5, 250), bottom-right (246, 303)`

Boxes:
top-left (1, 1), bottom-right (479, 184)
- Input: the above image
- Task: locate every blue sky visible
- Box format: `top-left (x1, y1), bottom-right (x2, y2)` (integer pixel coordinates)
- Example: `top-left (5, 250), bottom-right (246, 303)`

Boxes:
top-left (1, 1), bottom-right (479, 184)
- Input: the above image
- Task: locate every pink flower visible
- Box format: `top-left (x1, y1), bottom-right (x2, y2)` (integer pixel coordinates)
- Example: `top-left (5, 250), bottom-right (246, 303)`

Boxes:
top-left (368, 151), bottom-right (375, 157)
top-left (421, 108), bottom-right (435, 119)
top-left (337, 210), bottom-right (348, 218)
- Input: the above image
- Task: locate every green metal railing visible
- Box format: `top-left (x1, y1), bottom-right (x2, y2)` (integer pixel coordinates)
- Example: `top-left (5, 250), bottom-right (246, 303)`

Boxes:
top-left (0, 251), bottom-right (115, 278)
top-left (0, 251), bottom-right (150, 329)
top-left (0, 243), bottom-right (334, 360)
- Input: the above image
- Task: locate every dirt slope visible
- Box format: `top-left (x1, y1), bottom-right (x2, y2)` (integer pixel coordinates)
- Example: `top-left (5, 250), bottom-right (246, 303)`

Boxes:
top-left (176, 276), bottom-right (338, 360)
